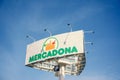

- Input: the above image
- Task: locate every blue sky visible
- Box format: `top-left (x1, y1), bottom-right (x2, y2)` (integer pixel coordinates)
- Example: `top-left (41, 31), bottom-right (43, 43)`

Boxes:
top-left (0, 0), bottom-right (120, 80)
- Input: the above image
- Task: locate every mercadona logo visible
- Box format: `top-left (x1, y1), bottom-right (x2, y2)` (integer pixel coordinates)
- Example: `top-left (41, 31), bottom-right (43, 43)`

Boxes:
top-left (29, 37), bottom-right (78, 63)
top-left (42, 37), bottom-right (59, 52)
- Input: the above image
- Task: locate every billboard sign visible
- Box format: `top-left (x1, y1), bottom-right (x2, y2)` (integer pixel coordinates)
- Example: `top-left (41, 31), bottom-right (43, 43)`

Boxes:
top-left (25, 30), bottom-right (84, 65)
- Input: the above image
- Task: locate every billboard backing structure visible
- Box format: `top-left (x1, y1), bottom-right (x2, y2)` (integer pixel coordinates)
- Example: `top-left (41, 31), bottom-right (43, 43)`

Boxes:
top-left (25, 30), bottom-right (86, 76)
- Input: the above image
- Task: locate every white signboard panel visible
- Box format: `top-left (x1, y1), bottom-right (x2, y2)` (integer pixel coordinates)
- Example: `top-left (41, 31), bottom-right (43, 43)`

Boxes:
top-left (25, 30), bottom-right (84, 65)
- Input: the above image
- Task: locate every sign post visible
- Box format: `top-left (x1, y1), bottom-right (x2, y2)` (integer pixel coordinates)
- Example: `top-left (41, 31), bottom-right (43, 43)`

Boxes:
top-left (25, 30), bottom-right (86, 80)
top-left (59, 65), bottom-right (64, 80)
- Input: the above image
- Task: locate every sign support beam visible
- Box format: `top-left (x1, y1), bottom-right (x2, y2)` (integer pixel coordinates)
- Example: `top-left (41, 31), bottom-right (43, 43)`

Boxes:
top-left (59, 65), bottom-right (65, 80)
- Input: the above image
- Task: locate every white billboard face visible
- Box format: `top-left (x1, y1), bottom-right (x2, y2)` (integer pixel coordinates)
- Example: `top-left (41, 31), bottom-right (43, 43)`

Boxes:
top-left (25, 30), bottom-right (84, 65)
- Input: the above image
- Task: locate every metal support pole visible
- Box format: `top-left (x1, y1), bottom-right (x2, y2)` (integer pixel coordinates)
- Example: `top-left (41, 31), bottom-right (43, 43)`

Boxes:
top-left (44, 28), bottom-right (52, 37)
top-left (67, 24), bottom-right (72, 32)
top-left (59, 65), bottom-right (65, 80)
top-left (26, 35), bottom-right (36, 42)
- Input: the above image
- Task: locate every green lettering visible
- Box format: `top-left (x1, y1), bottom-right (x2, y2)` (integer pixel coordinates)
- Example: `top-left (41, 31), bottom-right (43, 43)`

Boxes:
top-left (52, 50), bottom-right (57, 56)
top-left (47, 51), bottom-right (52, 57)
top-left (71, 46), bottom-right (78, 53)
top-left (29, 46), bottom-right (78, 63)
top-left (35, 54), bottom-right (38, 60)
top-left (65, 47), bottom-right (71, 54)
top-left (38, 54), bottom-right (41, 60)
top-left (42, 52), bottom-right (47, 58)
top-left (29, 56), bottom-right (34, 62)
top-left (58, 48), bottom-right (64, 55)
